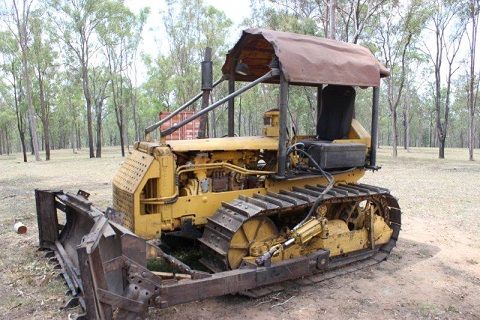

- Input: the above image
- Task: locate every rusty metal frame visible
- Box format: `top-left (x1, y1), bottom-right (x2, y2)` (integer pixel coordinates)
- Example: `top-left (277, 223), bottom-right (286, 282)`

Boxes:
top-left (36, 189), bottom-right (330, 319)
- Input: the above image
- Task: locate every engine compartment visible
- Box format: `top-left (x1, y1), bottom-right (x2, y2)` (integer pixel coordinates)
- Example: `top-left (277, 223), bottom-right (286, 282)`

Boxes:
top-left (175, 149), bottom-right (277, 196)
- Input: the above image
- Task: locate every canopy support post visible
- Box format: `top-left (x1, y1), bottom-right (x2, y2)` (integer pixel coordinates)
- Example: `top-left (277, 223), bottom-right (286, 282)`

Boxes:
top-left (228, 70), bottom-right (235, 137)
top-left (370, 86), bottom-right (379, 168)
top-left (277, 72), bottom-right (289, 178)
top-left (316, 84), bottom-right (323, 137)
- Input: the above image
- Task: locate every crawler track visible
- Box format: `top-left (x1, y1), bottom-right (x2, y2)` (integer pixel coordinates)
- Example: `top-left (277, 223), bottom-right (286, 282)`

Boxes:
top-left (199, 183), bottom-right (401, 284)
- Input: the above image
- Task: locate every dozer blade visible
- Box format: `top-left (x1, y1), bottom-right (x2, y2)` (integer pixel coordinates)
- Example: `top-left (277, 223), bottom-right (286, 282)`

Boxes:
top-left (35, 189), bottom-right (398, 319)
top-left (36, 189), bottom-right (153, 319)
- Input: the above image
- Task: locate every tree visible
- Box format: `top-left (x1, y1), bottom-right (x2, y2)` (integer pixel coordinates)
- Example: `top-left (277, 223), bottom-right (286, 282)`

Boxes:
top-left (0, 102), bottom-right (15, 155)
top-left (31, 12), bottom-right (56, 160)
top-left (0, 31), bottom-right (28, 162)
top-left (377, 1), bottom-right (426, 157)
top-left (251, 0), bottom-right (387, 42)
top-left (423, 0), bottom-right (465, 159)
top-left (8, 0), bottom-right (41, 161)
top-left (466, 0), bottom-right (479, 160)
top-left (99, 2), bottom-right (147, 156)
top-left (53, 72), bottom-right (84, 153)
top-left (90, 67), bottom-right (109, 157)
top-left (336, 0), bottom-right (388, 43)
top-left (49, 0), bottom-right (111, 158)
top-left (141, 0), bottom-right (231, 139)
top-left (327, 0), bottom-right (336, 39)
top-left (162, 0), bottom-right (232, 104)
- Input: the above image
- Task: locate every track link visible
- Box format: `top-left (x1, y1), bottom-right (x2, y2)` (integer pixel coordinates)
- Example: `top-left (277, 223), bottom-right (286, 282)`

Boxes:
top-left (199, 183), bottom-right (401, 274)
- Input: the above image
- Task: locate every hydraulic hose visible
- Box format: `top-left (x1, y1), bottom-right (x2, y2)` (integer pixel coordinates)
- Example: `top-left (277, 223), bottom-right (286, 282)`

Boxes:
top-left (285, 144), bottom-right (335, 230)
top-left (257, 143), bottom-right (336, 266)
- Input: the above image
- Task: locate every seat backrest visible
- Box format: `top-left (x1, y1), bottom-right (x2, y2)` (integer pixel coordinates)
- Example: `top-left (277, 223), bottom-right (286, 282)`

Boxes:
top-left (316, 85), bottom-right (356, 141)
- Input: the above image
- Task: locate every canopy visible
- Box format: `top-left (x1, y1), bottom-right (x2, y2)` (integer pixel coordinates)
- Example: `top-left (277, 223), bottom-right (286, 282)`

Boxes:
top-left (222, 28), bottom-right (389, 87)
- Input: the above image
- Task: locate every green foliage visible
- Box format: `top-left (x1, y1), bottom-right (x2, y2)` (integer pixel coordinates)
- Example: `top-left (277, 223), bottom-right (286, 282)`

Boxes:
top-left (0, 0), bottom-right (477, 158)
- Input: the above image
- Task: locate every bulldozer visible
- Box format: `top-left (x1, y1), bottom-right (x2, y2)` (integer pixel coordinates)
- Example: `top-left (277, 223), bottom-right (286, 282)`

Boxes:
top-left (35, 28), bottom-right (401, 319)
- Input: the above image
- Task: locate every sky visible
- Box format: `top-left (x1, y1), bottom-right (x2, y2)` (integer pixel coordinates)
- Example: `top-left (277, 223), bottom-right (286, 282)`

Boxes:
top-left (123, 0), bottom-right (478, 89)
top-left (124, 0), bottom-right (252, 62)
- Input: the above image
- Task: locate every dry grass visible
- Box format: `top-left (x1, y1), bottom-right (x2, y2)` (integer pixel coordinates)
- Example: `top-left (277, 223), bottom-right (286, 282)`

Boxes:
top-left (0, 146), bottom-right (479, 319)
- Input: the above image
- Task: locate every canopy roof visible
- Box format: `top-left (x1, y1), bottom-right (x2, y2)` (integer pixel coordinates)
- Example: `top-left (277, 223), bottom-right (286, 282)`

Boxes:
top-left (222, 28), bottom-right (389, 87)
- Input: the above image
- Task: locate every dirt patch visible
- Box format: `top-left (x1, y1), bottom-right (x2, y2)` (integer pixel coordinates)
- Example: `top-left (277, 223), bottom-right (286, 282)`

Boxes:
top-left (0, 146), bottom-right (479, 320)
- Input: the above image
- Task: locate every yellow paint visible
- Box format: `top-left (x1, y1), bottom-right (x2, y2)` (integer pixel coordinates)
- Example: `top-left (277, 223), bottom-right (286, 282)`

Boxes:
top-left (335, 119), bottom-right (372, 147)
top-left (113, 120), bottom-right (371, 239)
top-left (262, 109), bottom-right (280, 137)
top-left (242, 215), bottom-right (392, 266)
top-left (168, 136), bottom-right (279, 152)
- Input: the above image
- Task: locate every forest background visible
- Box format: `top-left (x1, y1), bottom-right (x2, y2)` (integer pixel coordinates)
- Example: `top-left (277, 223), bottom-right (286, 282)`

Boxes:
top-left (0, 0), bottom-right (478, 162)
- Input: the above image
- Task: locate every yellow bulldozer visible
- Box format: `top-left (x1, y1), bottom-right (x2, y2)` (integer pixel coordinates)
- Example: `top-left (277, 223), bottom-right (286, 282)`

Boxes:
top-left (36, 29), bottom-right (401, 319)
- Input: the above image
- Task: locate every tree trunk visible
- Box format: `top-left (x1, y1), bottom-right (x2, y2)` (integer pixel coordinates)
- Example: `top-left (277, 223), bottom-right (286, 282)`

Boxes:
top-left (3, 125), bottom-right (10, 155)
top-left (95, 101), bottom-right (103, 158)
top-left (115, 96), bottom-right (125, 157)
top-left (114, 101), bottom-right (125, 157)
top-left (81, 64), bottom-right (95, 158)
top-left (44, 116), bottom-right (50, 159)
top-left (434, 62), bottom-right (443, 158)
top-left (28, 123), bottom-right (34, 155)
top-left (76, 124), bottom-right (82, 150)
top-left (15, 0), bottom-right (40, 161)
top-left (468, 0), bottom-right (478, 161)
top-left (391, 108), bottom-right (398, 157)
top-left (0, 130), bottom-right (3, 155)
top-left (12, 63), bottom-right (27, 162)
top-left (19, 130), bottom-right (27, 162)
top-left (132, 94), bottom-right (139, 141)
top-left (71, 127), bottom-right (76, 153)
top-left (439, 137), bottom-right (445, 159)
top-left (403, 93), bottom-right (410, 151)
top-left (1, 130), bottom-right (5, 155)
top-left (118, 117), bottom-right (125, 157)
top-left (469, 110), bottom-right (475, 160)
top-left (5, 128), bottom-right (10, 155)
top-left (23, 59), bottom-right (39, 160)
top-left (328, 0), bottom-right (336, 39)
top-left (37, 68), bottom-right (50, 160)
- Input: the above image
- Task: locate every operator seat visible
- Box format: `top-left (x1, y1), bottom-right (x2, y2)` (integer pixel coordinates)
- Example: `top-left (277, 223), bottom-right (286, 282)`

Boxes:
top-left (304, 85), bottom-right (365, 170)
top-left (316, 85), bottom-right (356, 141)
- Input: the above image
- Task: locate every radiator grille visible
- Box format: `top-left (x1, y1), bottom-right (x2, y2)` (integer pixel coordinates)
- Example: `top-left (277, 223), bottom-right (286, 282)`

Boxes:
top-left (112, 151), bottom-right (154, 230)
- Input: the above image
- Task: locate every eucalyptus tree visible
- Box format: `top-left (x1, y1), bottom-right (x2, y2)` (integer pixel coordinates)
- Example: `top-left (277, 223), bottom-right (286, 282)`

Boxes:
top-left (0, 76), bottom-right (17, 155)
top-left (0, 103), bottom-right (15, 154)
top-left (89, 67), bottom-right (109, 158)
top-left (48, 0), bottom-right (115, 158)
top-left (0, 30), bottom-right (28, 161)
top-left (98, 2), bottom-right (147, 156)
top-left (377, 0), bottom-right (427, 157)
top-left (4, 0), bottom-right (41, 161)
top-left (30, 11), bottom-right (57, 160)
top-left (142, 0), bottom-right (231, 137)
top-left (52, 72), bottom-right (84, 152)
top-left (162, 0), bottom-right (232, 104)
top-left (466, 0), bottom-right (479, 160)
top-left (422, 0), bottom-right (465, 159)
top-left (249, 0), bottom-right (387, 42)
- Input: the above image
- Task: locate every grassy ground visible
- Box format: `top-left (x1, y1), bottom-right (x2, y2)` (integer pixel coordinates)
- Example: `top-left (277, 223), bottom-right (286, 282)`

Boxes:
top-left (0, 146), bottom-right (479, 319)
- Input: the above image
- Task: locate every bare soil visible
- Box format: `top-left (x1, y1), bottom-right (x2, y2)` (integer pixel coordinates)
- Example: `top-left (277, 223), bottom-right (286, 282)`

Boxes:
top-left (0, 146), bottom-right (479, 320)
